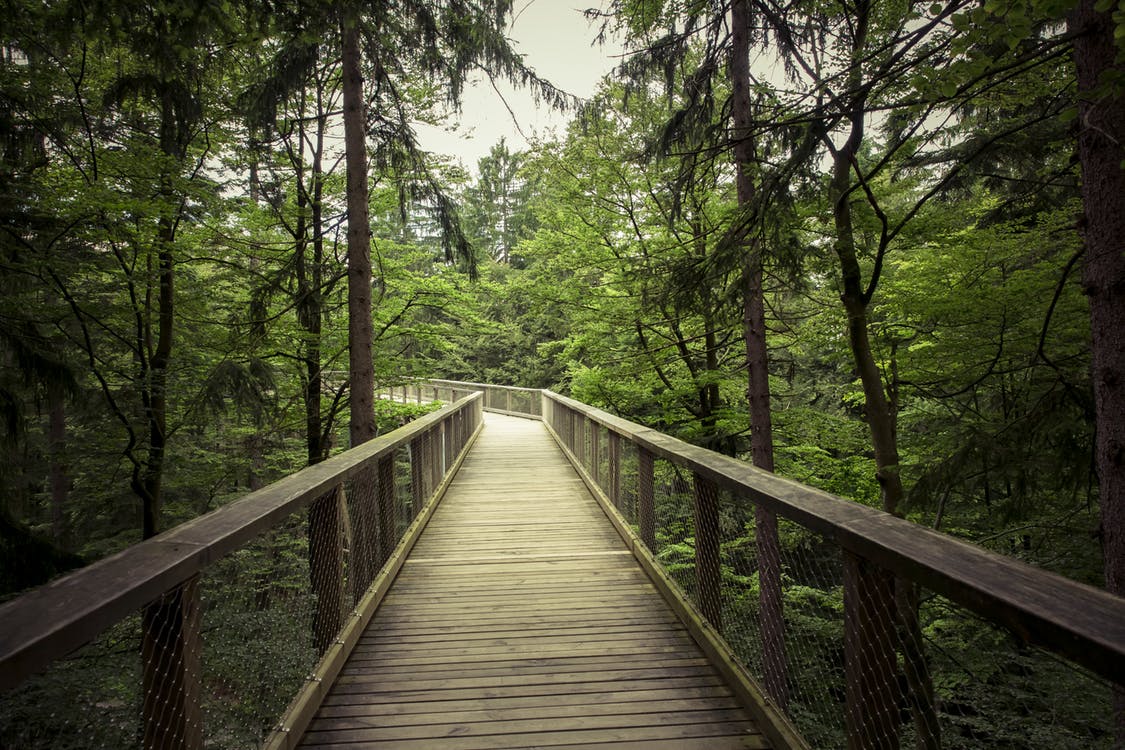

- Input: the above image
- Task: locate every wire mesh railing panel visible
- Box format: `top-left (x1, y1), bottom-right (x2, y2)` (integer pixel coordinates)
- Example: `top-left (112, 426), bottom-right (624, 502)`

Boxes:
top-left (650, 456), bottom-right (697, 600)
top-left (197, 521), bottom-right (317, 749)
top-left (341, 468), bottom-right (379, 610)
top-left (906, 589), bottom-right (1116, 749)
top-left (744, 515), bottom-right (849, 746)
top-left (1, 398), bottom-right (482, 750)
top-left (0, 611), bottom-right (145, 749)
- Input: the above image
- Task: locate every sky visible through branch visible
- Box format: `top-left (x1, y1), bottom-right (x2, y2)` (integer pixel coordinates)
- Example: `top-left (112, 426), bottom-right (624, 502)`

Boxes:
top-left (416, 1), bottom-right (624, 169)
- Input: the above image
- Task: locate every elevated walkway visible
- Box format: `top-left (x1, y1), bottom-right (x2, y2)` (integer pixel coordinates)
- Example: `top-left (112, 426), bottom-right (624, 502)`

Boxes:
top-left (297, 414), bottom-right (769, 749)
top-left (4, 383), bottom-right (1123, 750)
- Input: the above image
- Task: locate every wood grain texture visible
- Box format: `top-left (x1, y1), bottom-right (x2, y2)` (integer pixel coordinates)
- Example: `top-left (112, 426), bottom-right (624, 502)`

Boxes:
top-left (298, 413), bottom-right (768, 749)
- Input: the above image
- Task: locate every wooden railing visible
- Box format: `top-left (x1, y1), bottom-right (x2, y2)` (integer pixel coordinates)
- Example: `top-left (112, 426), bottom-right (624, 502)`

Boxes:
top-left (401, 380), bottom-right (1125, 749)
top-left (382, 378), bottom-right (543, 418)
top-left (0, 393), bottom-right (484, 750)
top-left (5, 377), bottom-right (1123, 749)
top-left (540, 391), bottom-right (1120, 746)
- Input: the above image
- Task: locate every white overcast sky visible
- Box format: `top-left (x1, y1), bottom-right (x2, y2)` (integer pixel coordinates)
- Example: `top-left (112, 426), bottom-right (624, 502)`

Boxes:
top-left (415, 1), bottom-right (625, 168)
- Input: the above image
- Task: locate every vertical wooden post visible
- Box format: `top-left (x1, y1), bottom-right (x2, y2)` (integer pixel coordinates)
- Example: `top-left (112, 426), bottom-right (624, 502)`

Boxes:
top-left (589, 420), bottom-right (598, 472)
top-left (141, 577), bottom-right (203, 750)
top-left (428, 426), bottom-right (440, 496)
top-left (308, 486), bottom-right (346, 650)
top-left (410, 436), bottom-right (425, 519)
top-left (638, 447), bottom-right (655, 551)
top-left (442, 418), bottom-right (452, 474)
top-left (844, 550), bottom-right (900, 750)
top-left (591, 423), bottom-right (601, 486)
top-left (692, 471), bottom-right (722, 632)
top-left (609, 432), bottom-right (621, 509)
top-left (376, 454), bottom-right (396, 569)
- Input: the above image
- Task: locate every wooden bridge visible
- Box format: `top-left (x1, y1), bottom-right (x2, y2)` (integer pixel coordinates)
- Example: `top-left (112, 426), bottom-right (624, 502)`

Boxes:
top-left (297, 414), bottom-right (768, 749)
top-left (1, 381), bottom-right (1124, 750)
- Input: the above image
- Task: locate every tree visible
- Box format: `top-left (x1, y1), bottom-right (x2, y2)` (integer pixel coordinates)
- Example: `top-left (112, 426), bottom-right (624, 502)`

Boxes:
top-left (1067, 0), bottom-right (1125, 740)
top-left (462, 138), bottom-right (538, 266)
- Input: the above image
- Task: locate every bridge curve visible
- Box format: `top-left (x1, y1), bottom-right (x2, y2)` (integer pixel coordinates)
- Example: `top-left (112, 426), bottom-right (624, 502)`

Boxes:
top-left (296, 413), bottom-right (769, 749)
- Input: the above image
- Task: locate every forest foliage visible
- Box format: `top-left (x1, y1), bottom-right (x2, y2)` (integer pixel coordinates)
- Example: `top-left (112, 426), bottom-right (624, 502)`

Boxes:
top-left (1, 0), bottom-right (1123, 746)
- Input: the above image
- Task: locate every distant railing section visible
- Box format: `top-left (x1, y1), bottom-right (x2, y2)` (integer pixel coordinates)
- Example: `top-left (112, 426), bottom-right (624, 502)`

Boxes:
top-left (0, 393), bottom-right (484, 750)
top-left (381, 378), bottom-right (543, 418)
top-left (534, 388), bottom-right (1125, 750)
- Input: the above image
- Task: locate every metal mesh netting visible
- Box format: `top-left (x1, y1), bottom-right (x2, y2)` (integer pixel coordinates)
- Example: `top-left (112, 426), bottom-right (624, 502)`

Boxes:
top-left (543, 397), bottom-right (1122, 750)
top-left (0, 536), bottom-right (321, 749)
top-left (0, 402), bottom-right (479, 749)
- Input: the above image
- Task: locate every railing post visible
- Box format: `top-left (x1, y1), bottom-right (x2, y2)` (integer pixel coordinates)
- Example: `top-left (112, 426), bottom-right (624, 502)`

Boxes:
top-left (506, 388), bottom-right (512, 413)
top-left (844, 550), bottom-right (900, 750)
top-left (583, 417), bottom-right (592, 472)
top-left (638, 447), bottom-right (655, 550)
top-left (442, 417), bottom-right (452, 474)
top-left (141, 577), bottom-right (203, 750)
top-left (692, 470), bottom-right (722, 632)
top-left (410, 435), bottom-right (425, 519)
top-left (591, 422), bottom-right (601, 486)
top-left (609, 432), bottom-right (621, 509)
top-left (572, 410), bottom-right (579, 456)
top-left (377, 454), bottom-right (396, 568)
top-left (428, 425), bottom-right (440, 494)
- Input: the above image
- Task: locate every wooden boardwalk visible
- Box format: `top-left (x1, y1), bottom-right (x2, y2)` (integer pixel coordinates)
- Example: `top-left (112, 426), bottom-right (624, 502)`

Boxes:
top-left (298, 413), bottom-right (769, 749)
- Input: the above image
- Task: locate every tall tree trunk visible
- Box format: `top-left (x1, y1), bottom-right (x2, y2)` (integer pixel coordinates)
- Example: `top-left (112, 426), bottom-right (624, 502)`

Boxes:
top-left (47, 385), bottom-right (68, 550)
top-left (730, 0), bottom-right (788, 710)
top-left (341, 14), bottom-right (376, 448)
top-left (289, 59), bottom-right (347, 654)
top-left (141, 77), bottom-right (198, 750)
top-left (338, 9), bottom-right (382, 621)
top-left (137, 88), bottom-right (180, 541)
top-left (826, 6), bottom-right (938, 747)
top-left (1069, 2), bottom-right (1125, 743)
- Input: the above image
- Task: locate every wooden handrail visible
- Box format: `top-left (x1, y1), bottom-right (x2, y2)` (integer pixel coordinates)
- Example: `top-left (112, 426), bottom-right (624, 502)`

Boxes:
top-left (409, 377), bottom-right (543, 394)
top-left (540, 390), bottom-right (1125, 687)
top-left (393, 378), bottom-right (544, 419)
top-left (0, 393), bottom-right (483, 695)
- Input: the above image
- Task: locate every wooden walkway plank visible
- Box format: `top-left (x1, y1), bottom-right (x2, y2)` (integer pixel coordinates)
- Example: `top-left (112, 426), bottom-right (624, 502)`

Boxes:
top-left (297, 413), bottom-right (768, 750)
